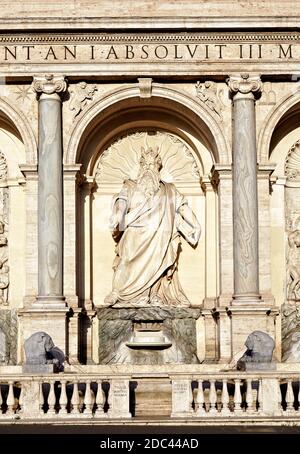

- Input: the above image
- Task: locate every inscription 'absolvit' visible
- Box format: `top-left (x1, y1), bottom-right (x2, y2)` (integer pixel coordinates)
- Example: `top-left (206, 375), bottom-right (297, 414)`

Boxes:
top-left (0, 43), bottom-right (297, 63)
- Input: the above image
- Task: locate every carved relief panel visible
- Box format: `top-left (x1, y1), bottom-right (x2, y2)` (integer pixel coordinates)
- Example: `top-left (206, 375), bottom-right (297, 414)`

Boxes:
top-left (282, 140), bottom-right (300, 361)
top-left (0, 151), bottom-right (9, 306)
top-left (285, 140), bottom-right (300, 303)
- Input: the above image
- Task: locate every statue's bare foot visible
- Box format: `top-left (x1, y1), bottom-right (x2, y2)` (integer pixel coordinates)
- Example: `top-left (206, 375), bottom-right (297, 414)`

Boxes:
top-left (150, 294), bottom-right (164, 306)
top-left (104, 291), bottom-right (119, 306)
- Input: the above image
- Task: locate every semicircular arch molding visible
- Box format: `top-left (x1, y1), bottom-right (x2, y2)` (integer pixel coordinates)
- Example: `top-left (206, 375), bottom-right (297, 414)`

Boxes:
top-left (258, 89), bottom-right (300, 164)
top-left (65, 84), bottom-right (230, 167)
top-left (0, 97), bottom-right (37, 164)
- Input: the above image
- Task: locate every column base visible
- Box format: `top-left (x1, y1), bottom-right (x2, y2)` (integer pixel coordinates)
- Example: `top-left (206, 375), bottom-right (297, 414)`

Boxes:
top-left (33, 295), bottom-right (66, 310)
top-left (231, 294), bottom-right (262, 305)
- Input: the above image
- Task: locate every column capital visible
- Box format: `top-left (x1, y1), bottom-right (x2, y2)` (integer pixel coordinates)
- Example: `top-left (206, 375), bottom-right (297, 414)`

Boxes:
top-left (32, 74), bottom-right (67, 97)
top-left (200, 174), bottom-right (216, 192)
top-left (211, 164), bottom-right (232, 184)
top-left (63, 164), bottom-right (83, 182)
top-left (227, 74), bottom-right (262, 100)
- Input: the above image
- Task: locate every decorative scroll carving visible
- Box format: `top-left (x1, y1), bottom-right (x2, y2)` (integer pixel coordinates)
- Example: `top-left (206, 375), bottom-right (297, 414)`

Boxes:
top-left (285, 140), bottom-right (300, 181)
top-left (227, 73), bottom-right (262, 97)
top-left (138, 78), bottom-right (152, 98)
top-left (32, 74), bottom-right (67, 95)
top-left (0, 152), bottom-right (9, 306)
top-left (195, 81), bottom-right (223, 120)
top-left (95, 131), bottom-right (200, 185)
top-left (69, 82), bottom-right (97, 121)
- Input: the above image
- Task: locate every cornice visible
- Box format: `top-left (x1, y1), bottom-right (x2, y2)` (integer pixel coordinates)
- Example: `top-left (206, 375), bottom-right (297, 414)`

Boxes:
top-left (0, 16), bottom-right (299, 31)
top-left (0, 31), bottom-right (300, 44)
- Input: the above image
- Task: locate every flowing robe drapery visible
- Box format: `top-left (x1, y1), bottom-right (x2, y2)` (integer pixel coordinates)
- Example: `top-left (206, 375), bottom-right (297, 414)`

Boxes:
top-left (108, 180), bottom-right (200, 306)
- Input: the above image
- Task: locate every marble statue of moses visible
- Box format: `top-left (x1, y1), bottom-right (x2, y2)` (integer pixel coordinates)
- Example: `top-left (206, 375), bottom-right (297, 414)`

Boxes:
top-left (105, 146), bottom-right (201, 307)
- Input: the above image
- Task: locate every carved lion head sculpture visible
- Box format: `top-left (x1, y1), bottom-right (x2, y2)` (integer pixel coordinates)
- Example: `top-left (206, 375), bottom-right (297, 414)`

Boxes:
top-left (24, 331), bottom-right (55, 365)
top-left (244, 330), bottom-right (275, 361)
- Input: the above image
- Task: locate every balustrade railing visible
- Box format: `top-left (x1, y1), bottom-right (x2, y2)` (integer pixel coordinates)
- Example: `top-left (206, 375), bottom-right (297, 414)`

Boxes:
top-left (0, 372), bottom-right (299, 420)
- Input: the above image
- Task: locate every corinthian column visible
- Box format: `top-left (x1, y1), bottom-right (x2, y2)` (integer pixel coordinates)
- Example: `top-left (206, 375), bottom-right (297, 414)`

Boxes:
top-left (32, 74), bottom-right (67, 307)
top-left (227, 74), bottom-right (262, 304)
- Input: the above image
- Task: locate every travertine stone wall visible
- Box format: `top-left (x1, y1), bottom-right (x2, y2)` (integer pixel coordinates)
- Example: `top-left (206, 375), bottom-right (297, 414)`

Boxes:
top-left (0, 1), bottom-right (299, 364)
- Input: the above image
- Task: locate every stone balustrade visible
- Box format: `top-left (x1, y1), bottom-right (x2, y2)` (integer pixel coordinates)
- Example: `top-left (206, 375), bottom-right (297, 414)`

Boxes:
top-left (0, 372), bottom-right (299, 421)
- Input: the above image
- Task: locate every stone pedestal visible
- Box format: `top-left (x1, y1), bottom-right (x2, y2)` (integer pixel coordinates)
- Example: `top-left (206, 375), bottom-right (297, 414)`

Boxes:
top-left (261, 378), bottom-right (281, 416)
top-left (19, 381), bottom-right (41, 419)
top-left (241, 362), bottom-right (276, 371)
top-left (22, 364), bottom-right (55, 373)
top-left (171, 379), bottom-right (193, 417)
top-left (97, 307), bottom-right (201, 364)
top-left (108, 379), bottom-right (131, 419)
top-left (228, 305), bottom-right (278, 357)
top-left (18, 307), bottom-right (67, 363)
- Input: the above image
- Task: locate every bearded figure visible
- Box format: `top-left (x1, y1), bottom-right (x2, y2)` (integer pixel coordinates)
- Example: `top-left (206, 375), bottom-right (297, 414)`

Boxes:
top-left (104, 146), bottom-right (201, 307)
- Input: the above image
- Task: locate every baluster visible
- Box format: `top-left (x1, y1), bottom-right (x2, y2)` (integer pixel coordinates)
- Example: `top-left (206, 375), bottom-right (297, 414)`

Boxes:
top-left (233, 379), bottom-right (243, 415)
top-left (18, 384), bottom-right (22, 415)
top-left (297, 379), bottom-right (300, 414)
top-left (221, 379), bottom-right (230, 416)
top-left (107, 381), bottom-right (112, 415)
top-left (257, 379), bottom-right (263, 414)
top-left (195, 379), bottom-right (206, 416)
top-left (0, 383), bottom-right (3, 414)
top-left (70, 382), bottom-right (80, 415)
top-left (246, 379), bottom-right (255, 414)
top-left (47, 381), bottom-right (56, 416)
top-left (277, 380), bottom-right (283, 415)
top-left (6, 381), bottom-right (15, 415)
top-left (59, 381), bottom-right (68, 415)
top-left (189, 380), bottom-right (194, 412)
top-left (286, 379), bottom-right (295, 414)
top-left (95, 380), bottom-right (106, 417)
top-left (39, 382), bottom-right (45, 414)
top-left (208, 380), bottom-right (217, 415)
top-left (83, 381), bottom-right (93, 415)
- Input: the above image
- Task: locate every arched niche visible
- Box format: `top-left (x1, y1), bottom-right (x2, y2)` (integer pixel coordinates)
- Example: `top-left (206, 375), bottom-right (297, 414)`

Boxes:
top-left (76, 95), bottom-right (219, 313)
top-left (267, 100), bottom-right (300, 361)
top-left (66, 84), bottom-right (230, 167)
top-left (0, 109), bottom-right (27, 313)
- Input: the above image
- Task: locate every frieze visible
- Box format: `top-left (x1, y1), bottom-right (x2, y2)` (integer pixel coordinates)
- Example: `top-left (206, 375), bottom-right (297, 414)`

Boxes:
top-left (0, 43), bottom-right (298, 63)
top-left (0, 33), bottom-right (299, 76)
top-left (0, 32), bottom-right (300, 44)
